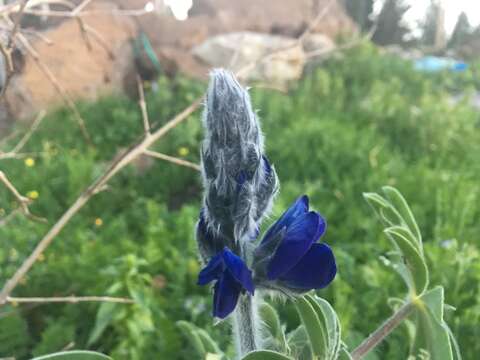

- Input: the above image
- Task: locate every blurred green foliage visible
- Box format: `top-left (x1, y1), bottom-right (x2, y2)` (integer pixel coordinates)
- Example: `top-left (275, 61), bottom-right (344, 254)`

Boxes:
top-left (1, 43), bottom-right (479, 359)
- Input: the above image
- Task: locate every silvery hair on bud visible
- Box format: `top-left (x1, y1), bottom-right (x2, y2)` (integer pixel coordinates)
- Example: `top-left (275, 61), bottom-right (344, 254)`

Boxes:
top-left (198, 69), bottom-right (279, 259)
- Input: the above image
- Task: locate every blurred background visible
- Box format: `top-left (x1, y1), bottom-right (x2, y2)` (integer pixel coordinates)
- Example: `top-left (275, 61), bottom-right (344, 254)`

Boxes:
top-left (0, 0), bottom-right (479, 359)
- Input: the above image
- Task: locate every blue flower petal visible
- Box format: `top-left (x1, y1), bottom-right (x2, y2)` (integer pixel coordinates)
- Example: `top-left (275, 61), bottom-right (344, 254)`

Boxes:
top-left (280, 243), bottom-right (336, 290)
top-left (267, 211), bottom-right (321, 280)
top-left (222, 248), bottom-right (254, 294)
top-left (197, 252), bottom-right (224, 285)
top-left (213, 271), bottom-right (242, 319)
top-left (262, 195), bottom-right (309, 244)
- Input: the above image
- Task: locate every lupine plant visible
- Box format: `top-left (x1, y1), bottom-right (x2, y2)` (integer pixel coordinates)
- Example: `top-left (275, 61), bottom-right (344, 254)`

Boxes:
top-left (178, 70), bottom-right (462, 360)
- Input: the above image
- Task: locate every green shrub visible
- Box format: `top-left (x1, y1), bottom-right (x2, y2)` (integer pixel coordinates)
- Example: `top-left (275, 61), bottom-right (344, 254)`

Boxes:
top-left (1, 43), bottom-right (479, 359)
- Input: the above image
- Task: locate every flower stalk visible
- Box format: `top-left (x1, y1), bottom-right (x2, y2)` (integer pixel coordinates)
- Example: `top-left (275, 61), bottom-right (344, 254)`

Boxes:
top-left (351, 301), bottom-right (415, 359)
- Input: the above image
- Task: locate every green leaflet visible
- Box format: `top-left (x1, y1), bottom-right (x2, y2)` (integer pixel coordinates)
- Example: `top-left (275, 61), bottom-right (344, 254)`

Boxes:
top-left (197, 328), bottom-right (223, 355)
top-left (241, 350), bottom-right (294, 360)
top-left (31, 351), bottom-right (112, 360)
top-left (384, 227), bottom-right (429, 295)
top-left (294, 296), bottom-right (328, 359)
top-left (305, 295), bottom-right (342, 360)
top-left (286, 325), bottom-right (312, 360)
top-left (382, 186), bottom-right (422, 247)
top-left (176, 320), bottom-right (207, 358)
top-left (87, 302), bottom-right (118, 346)
top-left (176, 321), bottom-right (223, 359)
top-left (260, 302), bottom-right (288, 353)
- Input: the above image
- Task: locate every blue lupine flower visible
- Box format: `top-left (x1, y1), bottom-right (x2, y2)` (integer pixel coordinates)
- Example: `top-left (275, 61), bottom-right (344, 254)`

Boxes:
top-left (259, 195), bottom-right (336, 290)
top-left (198, 247), bottom-right (255, 319)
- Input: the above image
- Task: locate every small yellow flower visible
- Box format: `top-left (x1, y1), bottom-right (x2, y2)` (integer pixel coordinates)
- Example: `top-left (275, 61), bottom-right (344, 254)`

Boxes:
top-left (38, 253), bottom-right (45, 262)
top-left (24, 157), bottom-right (35, 167)
top-left (27, 190), bottom-right (39, 200)
top-left (94, 218), bottom-right (103, 227)
top-left (178, 147), bottom-right (189, 157)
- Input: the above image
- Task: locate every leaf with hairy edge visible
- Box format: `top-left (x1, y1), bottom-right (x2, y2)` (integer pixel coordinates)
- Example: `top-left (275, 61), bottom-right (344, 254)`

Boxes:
top-left (176, 321), bottom-right (206, 358)
top-left (363, 193), bottom-right (403, 226)
top-left (385, 227), bottom-right (429, 295)
top-left (241, 350), bottom-right (294, 360)
top-left (294, 296), bottom-right (327, 359)
top-left (385, 225), bottom-right (422, 255)
top-left (260, 302), bottom-right (288, 353)
top-left (286, 325), bottom-right (311, 360)
top-left (382, 186), bottom-right (422, 247)
top-left (305, 295), bottom-right (342, 359)
top-left (31, 351), bottom-right (112, 360)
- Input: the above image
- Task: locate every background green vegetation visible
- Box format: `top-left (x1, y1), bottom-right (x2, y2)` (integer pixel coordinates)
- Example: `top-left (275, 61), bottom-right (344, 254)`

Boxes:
top-left (1, 43), bottom-right (479, 359)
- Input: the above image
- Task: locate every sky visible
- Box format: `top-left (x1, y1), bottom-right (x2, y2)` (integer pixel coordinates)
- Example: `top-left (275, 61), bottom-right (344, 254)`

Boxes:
top-left (403, 0), bottom-right (480, 34)
top-left (157, 0), bottom-right (480, 34)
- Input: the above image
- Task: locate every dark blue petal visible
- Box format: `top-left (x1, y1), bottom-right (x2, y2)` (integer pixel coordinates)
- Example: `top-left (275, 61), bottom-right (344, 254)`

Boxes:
top-left (315, 213), bottom-right (327, 240)
top-left (262, 155), bottom-right (272, 175)
top-left (262, 195), bottom-right (309, 244)
top-left (213, 271), bottom-right (242, 319)
top-left (280, 243), bottom-right (336, 290)
top-left (222, 248), bottom-right (254, 294)
top-left (197, 252), bottom-right (224, 285)
top-left (267, 211), bottom-right (321, 280)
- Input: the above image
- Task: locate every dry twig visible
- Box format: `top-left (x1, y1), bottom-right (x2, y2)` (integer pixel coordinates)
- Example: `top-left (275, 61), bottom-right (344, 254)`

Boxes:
top-left (0, 170), bottom-right (46, 223)
top-left (6, 295), bottom-right (135, 304)
top-left (0, 110), bottom-right (45, 159)
top-left (143, 150), bottom-right (201, 171)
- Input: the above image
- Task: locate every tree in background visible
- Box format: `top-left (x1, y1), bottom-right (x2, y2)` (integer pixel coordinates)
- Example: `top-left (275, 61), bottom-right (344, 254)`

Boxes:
top-left (420, 0), bottom-right (446, 50)
top-left (448, 12), bottom-right (473, 50)
top-left (372, 0), bottom-right (411, 46)
top-left (342, 0), bottom-right (374, 32)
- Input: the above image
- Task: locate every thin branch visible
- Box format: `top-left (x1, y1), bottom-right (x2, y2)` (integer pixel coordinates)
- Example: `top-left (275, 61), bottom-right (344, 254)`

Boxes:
top-left (15, 32), bottom-right (91, 143)
top-left (0, 97), bottom-right (202, 305)
top-left (136, 75), bottom-right (150, 135)
top-left (83, 24), bottom-right (115, 59)
top-left (0, 170), bottom-right (47, 223)
top-left (298, 0), bottom-right (336, 43)
top-left (11, 110), bottom-right (46, 153)
top-left (351, 301), bottom-right (415, 359)
top-left (143, 150), bottom-right (201, 171)
top-left (6, 295), bottom-right (135, 304)
top-left (7, 0), bottom-right (30, 48)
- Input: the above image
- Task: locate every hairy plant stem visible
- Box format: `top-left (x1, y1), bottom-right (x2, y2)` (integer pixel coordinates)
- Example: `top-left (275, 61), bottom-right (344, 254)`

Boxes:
top-left (233, 293), bottom-right (258, 357)
top-left (351, 301), bottom-right (415, 359)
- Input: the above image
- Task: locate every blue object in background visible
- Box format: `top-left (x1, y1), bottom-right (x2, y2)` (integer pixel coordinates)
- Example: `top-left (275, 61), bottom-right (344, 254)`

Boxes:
top-left (414, 56), bottom-right (468, 72)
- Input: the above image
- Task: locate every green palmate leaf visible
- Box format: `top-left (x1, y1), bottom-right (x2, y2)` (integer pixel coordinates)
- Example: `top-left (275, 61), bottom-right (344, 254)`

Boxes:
top-left (412, 287), bottom-right (456, 360)
top-left (31, 351), bottom-right (112, 360)
top-left (241, 350), bottom-right (294, 360)
top-left (260, 302), bottom-right (288, 353)
top-left (384, 227), bottom-right (429, 295)
top-left (294, 296), bottom-right (327, 359)
top-left (176, 321), bottom-right (206, 358)
top-left (305, 295), bottom-right (342, 359)
top-left (382, 186), bottom-right (422, 246)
